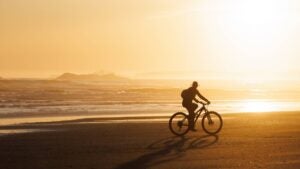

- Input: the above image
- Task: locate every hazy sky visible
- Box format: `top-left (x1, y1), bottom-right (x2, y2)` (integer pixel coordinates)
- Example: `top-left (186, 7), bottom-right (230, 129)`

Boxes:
top-left (1, 0), bottom-right (300, 80)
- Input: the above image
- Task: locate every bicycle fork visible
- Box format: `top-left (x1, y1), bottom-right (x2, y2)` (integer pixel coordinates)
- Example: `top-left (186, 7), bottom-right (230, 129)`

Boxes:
top-left (206, 113), bottom-right (214, 125)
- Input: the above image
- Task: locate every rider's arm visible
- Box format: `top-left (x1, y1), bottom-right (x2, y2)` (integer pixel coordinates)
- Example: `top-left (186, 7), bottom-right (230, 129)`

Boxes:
top-left (193, 98), bottom-right (200, 103)
top-left (196, 90), bottom-right (210, 104)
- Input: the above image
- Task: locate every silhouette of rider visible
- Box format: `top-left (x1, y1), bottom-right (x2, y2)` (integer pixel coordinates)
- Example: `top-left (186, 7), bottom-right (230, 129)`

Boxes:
top-left (182, 81), bottom-right (210, 131)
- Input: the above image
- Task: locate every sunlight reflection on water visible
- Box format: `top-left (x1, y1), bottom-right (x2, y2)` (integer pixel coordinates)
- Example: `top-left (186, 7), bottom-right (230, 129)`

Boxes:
top-left (238, 99), bottom-right (283, 113)
top-left (212, 99), bottom-right (300, 113)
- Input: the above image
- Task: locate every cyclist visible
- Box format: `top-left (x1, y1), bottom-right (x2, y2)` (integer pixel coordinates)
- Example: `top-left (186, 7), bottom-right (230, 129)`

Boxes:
top-left (181, 81), bottom-right (210, 131)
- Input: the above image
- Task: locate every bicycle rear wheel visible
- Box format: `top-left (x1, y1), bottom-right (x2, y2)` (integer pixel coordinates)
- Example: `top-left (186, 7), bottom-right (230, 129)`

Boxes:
top-left (169, 112), bottom-right (189, 136)
top-left (202, 111), bottom-right (223, 135)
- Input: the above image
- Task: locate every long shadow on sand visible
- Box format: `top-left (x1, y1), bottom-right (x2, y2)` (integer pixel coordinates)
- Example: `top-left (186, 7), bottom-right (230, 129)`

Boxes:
top-left (115, 134), bottom-right (219, 169)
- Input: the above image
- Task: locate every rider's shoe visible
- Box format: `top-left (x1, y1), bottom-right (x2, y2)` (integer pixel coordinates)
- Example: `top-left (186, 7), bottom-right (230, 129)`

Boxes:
top-left (190, 128), bottom-right (197, 132)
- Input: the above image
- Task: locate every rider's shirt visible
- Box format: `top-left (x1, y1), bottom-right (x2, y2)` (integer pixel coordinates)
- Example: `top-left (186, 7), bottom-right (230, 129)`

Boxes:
top-left (182, 87), bottom-right (199, 106)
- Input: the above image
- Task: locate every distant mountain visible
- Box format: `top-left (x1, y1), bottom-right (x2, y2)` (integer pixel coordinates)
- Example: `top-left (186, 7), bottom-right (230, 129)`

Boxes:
top-left (56, 73), bottom-right (128, 82)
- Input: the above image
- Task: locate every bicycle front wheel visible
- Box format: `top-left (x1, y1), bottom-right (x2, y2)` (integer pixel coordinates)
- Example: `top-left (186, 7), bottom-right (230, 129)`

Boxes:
top-left (202, 111), bottom-right (223, 135)
top-left (169, 112), bottom-right (189, 136)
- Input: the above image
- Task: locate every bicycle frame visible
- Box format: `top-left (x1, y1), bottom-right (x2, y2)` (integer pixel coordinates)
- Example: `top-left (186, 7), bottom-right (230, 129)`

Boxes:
top-left (193, 104), bottom-right (209, 124)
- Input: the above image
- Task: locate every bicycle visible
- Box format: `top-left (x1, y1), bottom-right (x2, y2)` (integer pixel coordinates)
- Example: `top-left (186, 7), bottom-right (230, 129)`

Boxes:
top-left (169, 102), bottom-right (223, 136)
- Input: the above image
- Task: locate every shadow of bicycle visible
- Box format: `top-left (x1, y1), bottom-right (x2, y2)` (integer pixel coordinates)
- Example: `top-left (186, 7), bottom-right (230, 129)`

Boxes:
top-left (114, 134), bottom-right (219, 169)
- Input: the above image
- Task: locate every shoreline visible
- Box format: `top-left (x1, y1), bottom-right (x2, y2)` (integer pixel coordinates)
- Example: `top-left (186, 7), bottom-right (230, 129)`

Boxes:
top-left (1, 110), bottom-right (300, 126)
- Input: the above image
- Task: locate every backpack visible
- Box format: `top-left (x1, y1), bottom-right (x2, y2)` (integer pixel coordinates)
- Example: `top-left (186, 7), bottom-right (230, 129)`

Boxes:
top-left (181, 89), bottom-right (189, 99)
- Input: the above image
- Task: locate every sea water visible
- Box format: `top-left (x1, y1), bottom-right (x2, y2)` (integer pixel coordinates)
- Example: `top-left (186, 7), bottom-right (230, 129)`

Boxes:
top-left (0, 80), bottom-right (299, 118)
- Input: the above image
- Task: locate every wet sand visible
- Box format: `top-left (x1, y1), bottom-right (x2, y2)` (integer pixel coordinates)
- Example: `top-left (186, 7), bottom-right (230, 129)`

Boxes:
top-left (0, 112), bottom-right (300, 169)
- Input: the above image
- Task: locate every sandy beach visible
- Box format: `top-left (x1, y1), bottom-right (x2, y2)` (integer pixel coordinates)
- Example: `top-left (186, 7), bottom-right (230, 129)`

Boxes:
top-left (0, 112), bottom-right (300, 169)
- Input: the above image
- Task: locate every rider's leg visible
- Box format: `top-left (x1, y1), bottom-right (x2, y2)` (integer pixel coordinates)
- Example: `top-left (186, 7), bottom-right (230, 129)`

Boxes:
top-left (187, 103), bottom-right (198, 130)
top-left (183, 105), bottom-right (193, 129)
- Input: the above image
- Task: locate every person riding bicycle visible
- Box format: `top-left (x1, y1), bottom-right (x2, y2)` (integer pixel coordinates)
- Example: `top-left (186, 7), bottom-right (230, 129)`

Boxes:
top-left (181, 81), bottom-right (210, 131)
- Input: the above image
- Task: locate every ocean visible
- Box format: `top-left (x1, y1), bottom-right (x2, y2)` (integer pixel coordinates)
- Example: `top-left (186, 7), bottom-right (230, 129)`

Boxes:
top-left (0, 80), bottom-right (300, 119)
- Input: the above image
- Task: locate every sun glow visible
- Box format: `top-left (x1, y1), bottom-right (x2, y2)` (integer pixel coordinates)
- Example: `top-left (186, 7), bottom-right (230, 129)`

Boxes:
top-left (190, 0), bottom-right (297, 81)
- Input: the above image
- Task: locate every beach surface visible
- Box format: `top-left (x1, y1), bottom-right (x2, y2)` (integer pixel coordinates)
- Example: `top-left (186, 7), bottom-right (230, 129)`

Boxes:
top-left (0, 112), bottom-right (300, 169)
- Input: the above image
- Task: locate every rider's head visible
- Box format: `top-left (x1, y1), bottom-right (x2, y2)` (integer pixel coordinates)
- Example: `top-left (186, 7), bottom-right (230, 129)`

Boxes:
top-left (192, 81), bottom-right (198, 88)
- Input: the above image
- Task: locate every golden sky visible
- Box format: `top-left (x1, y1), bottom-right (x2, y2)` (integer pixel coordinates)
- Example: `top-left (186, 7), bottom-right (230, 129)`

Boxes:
top-left (1, 0), bottom-right (300, 80)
